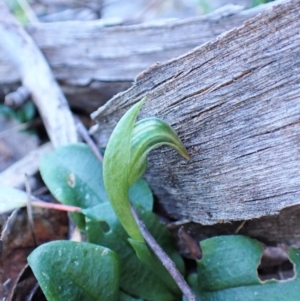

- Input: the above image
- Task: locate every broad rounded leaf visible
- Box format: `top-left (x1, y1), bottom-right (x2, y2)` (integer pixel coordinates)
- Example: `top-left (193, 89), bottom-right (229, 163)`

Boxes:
top-left (84, 203), bottom-right (184, 301)
top-left (198, 235), bottom-right (263, 290)
top-left (28, 241), bottom-right (120, 301)
top-left (188, 235), bottom-right (300, 301)
top-left (40, 143), bottom-right (109, 228)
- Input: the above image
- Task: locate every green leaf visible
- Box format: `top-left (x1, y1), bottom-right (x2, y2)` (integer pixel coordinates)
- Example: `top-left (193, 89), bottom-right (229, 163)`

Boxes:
top-left (84, 202), bottom-right (184, 301)
top-left (28, 241), bottom-right (120, 301)
top-left (119, 291), bottom-right (143, 301)
top-left (0, 104), bottom-right (15, 117)
top-left (103, 98), bottom-right (146, 242)
top-left (198, 235), bottom-right (263, 290)
top-left (129, 178), bottom-right (153, 211)
top-left (188, 235), bottom-right (300, 301)
top-left (17, 101), bottom-right (36, 123)
top-left (251, 0), bottom-right (270, 8)
top-left (0, 101), bottom-right (36, 123)
top-left (40, 143), bottom-right (109, 228)
top-left (127, 238), bottom-right (181, 297)
top-left (40, 142), bottom-right (153, 228)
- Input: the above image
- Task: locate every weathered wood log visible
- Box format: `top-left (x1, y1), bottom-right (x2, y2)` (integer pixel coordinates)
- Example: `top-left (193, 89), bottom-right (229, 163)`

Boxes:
top-left (92, 0), bottom-right (300, 226)
top-left (0, 2), bottom-right (281, 112)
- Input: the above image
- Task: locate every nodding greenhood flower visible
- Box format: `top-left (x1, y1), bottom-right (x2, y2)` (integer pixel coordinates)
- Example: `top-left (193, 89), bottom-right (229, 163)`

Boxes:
top-left (103, 97), bottom-right (189, 242)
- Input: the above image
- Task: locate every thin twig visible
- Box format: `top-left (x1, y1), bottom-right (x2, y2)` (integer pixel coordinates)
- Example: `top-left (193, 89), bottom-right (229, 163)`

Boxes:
top-left (81, 124), bottom-right (197, 301)
top-left (31, 199), bottom-right (82, 213)
top-left (25, 173), bottom-right (37, 246)
top-left (235, 220), bottom-right (247, 233)
top-left (75, 116), bottom-right (103, 162)
top-left (132, 207), bottom-right (197, 301)
top-left (32, 185), bottom-right (49, 196)
top-left (167, 219), bottom-right (192, 229)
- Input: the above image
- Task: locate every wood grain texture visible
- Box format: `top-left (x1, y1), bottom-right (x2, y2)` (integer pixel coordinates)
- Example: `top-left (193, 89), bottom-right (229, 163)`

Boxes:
top-left (0, 3), bottom-right (279, 112)
top-left (92, 0), bottom-right (300, 225)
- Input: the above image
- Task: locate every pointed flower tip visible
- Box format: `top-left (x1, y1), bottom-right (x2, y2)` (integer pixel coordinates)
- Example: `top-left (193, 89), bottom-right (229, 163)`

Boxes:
top-left (177, 144), bottom-right (190, 160)
top-left (138, 96), bottom-right (147, 106)
top-left (183, 150), bottom-right (190, 160)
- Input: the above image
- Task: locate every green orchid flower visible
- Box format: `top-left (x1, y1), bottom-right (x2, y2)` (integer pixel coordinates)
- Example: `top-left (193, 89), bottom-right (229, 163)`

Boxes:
top-left (103, 97), bottom-right (190, 297)
top-left (103, 97), bottom-right (189, 243)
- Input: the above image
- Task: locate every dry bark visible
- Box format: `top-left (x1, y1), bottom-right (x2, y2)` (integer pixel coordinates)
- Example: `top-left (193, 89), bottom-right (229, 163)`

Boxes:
top-left (92, 0), bottom-right (300, 226)
top-left (0, 2), bottom-right (280, 113)
top-left (0, 2), bottom-right (78, 147)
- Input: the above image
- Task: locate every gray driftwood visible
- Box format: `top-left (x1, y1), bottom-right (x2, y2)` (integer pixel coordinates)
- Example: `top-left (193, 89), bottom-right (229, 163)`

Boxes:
top-left (92, 0), bottom-right (300, 226)
top-left (0, 2), bottom-right (281, 113)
